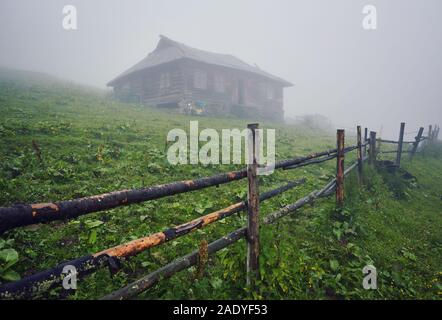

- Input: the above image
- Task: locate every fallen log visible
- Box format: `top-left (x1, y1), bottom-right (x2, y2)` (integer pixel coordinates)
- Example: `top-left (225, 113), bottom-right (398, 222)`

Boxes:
top-left (0, 146), bottom-right (353, 233)
top-left (264, 160), bottom-right (361, 225)
top-left (0, 170), bottom-right (247, 234)
top-left (94, 179), bottom-right (305, 258)
top-left (101, 159), bottom-right (365, 300)
top-left (376, 138), bottom-right (415, 144)
top-left (283, 154), bottom-right (336, 170)
top-left (101, 227), bottom-right (247, 300)
top-left (0, 179), bottom-right (304, 299)
top-left (0, 253), bottom-right (109, 299)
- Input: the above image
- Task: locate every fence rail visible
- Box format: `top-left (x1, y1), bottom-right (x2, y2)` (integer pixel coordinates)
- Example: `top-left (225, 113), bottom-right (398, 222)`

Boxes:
top-left (0, 147), bottom-right (358, 234)
top-left (0, 121), bottom-right (439, 300)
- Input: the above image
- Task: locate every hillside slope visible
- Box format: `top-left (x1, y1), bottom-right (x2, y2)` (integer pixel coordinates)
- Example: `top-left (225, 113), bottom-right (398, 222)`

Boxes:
top-left (0, 69), bottom-right (440, 299)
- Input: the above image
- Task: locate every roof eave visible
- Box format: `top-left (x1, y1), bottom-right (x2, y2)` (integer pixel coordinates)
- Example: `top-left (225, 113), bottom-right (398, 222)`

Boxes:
top-left (107, 56), bottom-right (294, 88)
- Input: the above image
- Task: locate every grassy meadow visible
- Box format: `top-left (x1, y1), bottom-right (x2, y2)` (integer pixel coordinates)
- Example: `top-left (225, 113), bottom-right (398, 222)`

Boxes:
top-left (0, 68), bottom-right (441, 299)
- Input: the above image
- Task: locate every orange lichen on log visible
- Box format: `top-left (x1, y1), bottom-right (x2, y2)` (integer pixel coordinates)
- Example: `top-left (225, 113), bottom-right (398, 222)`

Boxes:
top-left (200, 202), bottom-right (244, 226)
top-left (184, 180), bottom-right (195, 187)
top-left (31, 203), bottom-right (59, 217)
top-left (93, 232), bottom-right (166, 258)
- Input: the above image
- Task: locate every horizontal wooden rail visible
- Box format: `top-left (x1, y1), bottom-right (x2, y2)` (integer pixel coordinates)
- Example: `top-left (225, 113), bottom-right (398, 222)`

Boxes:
top-left (263, 159), bottom-right (361, 224)
top-left (284, 154), bottom-right (336, 170)
top-left (313, 156), bottom-right (367, 198)
top-left (0, 123), bottom-right (435, 300)
top-left (283, 145), bottom-right (358, 171)
top-left (103, 158), bottom-right (366, 300)
top-left (0, 170), bottom-right (246, 234)
top-left (378, 150), bottom-right (413, 154)
top-left (101, 227), bottom-right (247, 300)
top-left (0, 147), bottom-right (357, 234)
top-left (376, 138), bottom-right (419, 144)
top-left (0, 180), bottom-right (305, 299)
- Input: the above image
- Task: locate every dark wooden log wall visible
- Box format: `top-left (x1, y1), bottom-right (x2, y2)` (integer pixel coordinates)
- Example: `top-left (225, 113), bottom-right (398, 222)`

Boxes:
top-left (114, 58), bottom-right (285, 120)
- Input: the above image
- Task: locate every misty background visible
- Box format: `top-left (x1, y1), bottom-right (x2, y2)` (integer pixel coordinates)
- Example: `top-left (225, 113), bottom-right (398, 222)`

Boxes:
top-left (0, 0), bottom-right (441, 139)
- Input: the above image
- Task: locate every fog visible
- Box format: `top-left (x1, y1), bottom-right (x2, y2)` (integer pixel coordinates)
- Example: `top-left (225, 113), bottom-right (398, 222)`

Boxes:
top-left (1, 0), bottom-right (441, 139)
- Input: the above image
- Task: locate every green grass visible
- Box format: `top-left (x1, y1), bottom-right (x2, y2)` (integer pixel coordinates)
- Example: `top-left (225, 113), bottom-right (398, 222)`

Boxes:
top-left (0, 68), bottom-right (440, 299)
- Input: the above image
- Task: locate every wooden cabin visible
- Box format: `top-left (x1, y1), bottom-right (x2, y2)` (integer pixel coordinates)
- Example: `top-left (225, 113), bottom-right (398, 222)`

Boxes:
top-left (107, 35), bottom-right (293, 121)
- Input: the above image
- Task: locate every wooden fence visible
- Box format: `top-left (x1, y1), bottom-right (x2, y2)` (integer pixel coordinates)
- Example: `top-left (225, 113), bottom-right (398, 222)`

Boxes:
top-left (0, 122), bottom-right (439, 300)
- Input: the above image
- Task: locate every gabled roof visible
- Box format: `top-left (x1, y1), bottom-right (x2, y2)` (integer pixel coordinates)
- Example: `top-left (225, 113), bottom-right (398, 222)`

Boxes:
top-left (107, 35), bottom-right (293, 87)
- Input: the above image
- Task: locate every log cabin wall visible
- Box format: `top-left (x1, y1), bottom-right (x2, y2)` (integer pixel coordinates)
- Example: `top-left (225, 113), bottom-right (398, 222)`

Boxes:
top-left (179, 59), bottom-right (284, 121)
top-left (114, 61), bottom-right (185, 107)
top-left (113, 59), bottom-right (284, 121)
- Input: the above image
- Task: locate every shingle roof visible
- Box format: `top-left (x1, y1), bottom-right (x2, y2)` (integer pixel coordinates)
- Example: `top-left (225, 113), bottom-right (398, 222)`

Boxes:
top-left (107, 35), bottom-right (293, 87)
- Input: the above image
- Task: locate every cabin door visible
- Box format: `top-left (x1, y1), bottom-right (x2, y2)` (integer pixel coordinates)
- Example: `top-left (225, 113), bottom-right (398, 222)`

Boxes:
top-left (238, 79), bottom-right (245, 105)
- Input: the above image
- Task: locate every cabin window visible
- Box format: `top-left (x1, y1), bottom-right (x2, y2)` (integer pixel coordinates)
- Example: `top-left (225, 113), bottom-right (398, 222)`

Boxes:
top-left (160, 73), bottom-right (170, 89)
top-left (214, 75), bottom-right (225, 92)
top-left (193, 70), bottom-right (207, 89)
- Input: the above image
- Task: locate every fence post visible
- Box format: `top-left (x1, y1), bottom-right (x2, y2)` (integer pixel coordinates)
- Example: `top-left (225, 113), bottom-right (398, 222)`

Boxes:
top-left (336, 129), bottom-right (345, 208)
top-left (396, 122), bottom-right (405, 167)
top-left (246, 123), bottom-right (260, 286)
top-left (428, 125), bottom-right (433, 144)
top-left (432, 125), bottom-right (439, 141)
top-left (357, 126), bottom-right (363, 183)
top-left (369, 131), bottom-right (377, 165)
top-left (364, 127), bottom-right (368, 156)
top-left (409, 127), bottom-right (424, 160)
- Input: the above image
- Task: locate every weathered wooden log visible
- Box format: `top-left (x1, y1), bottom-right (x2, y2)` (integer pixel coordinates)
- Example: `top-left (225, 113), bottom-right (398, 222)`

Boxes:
top-left (283, 145), bottom-right (357, 171)
top-left (273, 148), bottom-right (341, 170)
top-left (318, 162), bottom-right (362, 198)
top-left (369, 131), bottom-right (377, 165)
top-left (428, 125), bottom-right (433, 144)
top-left (0, 170), bottom-right (247, 234)
top-left (410, 127), bottom-right (424, 160)
top-left (265, 159), bottom-right (362, 225)
top-left (376, 139), bottom-right (415, 144)
top-left (396, 122), bottom-right (406, 167)
top-left (343, 145), bottom-right (358, 153)
top-left (364, 128), bottom-right (368, 156)
top-left (0, 147), bottom-right (354, 234)
top-left (432, 125), bottom-right (439, 141)
top-left (336, 130), bottom-right (345, 208)
top-left (0, 252), bottom-right (110, 299)
top-left (246, 123), bottom-right (260, 286)
top-left (0, 179), bottom-right (304, 299)
top-left (101, 227), bottom-right (247, 300)
top-left (103, 158), bottom-right (366, 300)
top-left (357, 126), bottom-right (363, 183)
top-left (379, 150), bottom-right (413, 154)
top-left (283, 154), bottom-right (336, 170)
top-left (344, 161), bottom-right (359, 176)
top-left (263, 190), bottom-right (317, 225)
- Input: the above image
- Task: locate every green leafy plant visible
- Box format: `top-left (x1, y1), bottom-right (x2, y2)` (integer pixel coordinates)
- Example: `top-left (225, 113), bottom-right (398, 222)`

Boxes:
top-left (0, 240), bottom-right (20, 282)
